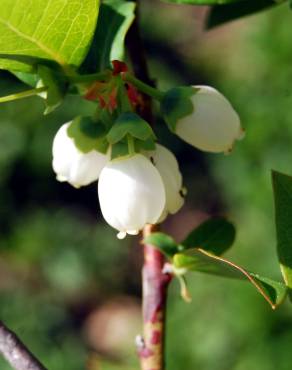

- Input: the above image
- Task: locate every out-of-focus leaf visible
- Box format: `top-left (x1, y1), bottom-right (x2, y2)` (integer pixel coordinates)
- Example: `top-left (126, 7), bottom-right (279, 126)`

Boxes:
top-left (182, 217), bottom-right (236, 255)
top-left (206, 0), bottom-right (285, 29)
top-left (80, 0), bottom-right (135, 73)
top-left (174, 248), bottom-right (288, 308)
top-left (162, 0), bottom-right (243, 4)
top-left (272, 171), bottom-right (292, 295)
top-left (0, 0), bottom-right (100, 72)
top-left (143, 232), bottom-right (180, 258)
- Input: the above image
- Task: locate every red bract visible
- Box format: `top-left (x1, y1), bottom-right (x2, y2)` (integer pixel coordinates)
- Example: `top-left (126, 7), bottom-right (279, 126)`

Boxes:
top-left (112, 60), bottom-right (128, 75)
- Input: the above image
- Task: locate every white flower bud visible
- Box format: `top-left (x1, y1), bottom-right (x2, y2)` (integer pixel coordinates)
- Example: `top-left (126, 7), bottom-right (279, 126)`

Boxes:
top-left (98, 154), bottom-right (166, 239)
top-left (175, 86), bottom-right (244, 153)
top-left (52, 122), bottom-right (109, 188)
top-left (145, 144), bottom-right (185, 222)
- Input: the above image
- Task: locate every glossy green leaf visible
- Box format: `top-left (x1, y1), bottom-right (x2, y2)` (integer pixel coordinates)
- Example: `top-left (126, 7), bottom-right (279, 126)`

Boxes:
top-left (206, 0), bottom-right (283, 29)
top-left (272, 171), bottom-right (292, 293)
top-left (80, 0), bottom-right (135, 73)
top-left (0, 0), bottom-right (100, 72)
top-left (67, 116), bottom-right (108, 154)
top-left (107, 112), bottom-right (155, 144)
top-left (13, 72), bottom-right (39, 87)
top-left (143, 232), bottom-right (181, 258)
top-left (0, 54), bottom-right (58, 73)
top-left (182, 217), bottom-right (236, 255)
top-left (174, 248), bottom-right (288, 309)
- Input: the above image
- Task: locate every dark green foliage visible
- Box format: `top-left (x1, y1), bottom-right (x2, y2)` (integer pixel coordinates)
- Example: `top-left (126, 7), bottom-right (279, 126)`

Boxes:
top-left (207, 0), bottom-right (284, 28)
top-left (182, 217), bottom-right (236, 255)
top-left (80, 0), bottom-right (135, 73)
top-left (272, 171), bottom-right (292, 292)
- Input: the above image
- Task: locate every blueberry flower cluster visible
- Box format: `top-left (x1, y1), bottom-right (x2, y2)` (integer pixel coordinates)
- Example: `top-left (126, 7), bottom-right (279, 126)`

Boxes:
top-left (52, 62), bottom-right (243, 238)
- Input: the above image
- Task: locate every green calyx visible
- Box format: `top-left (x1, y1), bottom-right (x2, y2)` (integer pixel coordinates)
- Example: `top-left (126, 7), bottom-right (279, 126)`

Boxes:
top-left (160, 86), bottom-right (199, 132)
top-left (107, 112), bottom-right (156, 159)
top-left (110, 136), bottom-right (156, 160)
top-left (67, 116), bottom-right (109, 154)
top-left (107, 111), bottom-right (155, 144)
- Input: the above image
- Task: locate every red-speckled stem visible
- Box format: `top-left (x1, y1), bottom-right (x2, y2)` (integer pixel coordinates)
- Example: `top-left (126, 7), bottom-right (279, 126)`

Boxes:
top-left (139, 225), bottom-right (172, 370)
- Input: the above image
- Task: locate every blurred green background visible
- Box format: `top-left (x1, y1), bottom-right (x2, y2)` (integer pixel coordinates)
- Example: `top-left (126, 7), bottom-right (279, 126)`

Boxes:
top-left (1, 1), bottom-right (292, 369)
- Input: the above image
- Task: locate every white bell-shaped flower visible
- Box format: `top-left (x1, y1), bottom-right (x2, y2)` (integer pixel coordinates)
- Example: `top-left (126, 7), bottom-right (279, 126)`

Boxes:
top-left (175, 85), bottom-right (244, 153)
top-left (52, 122), bottom-right (109, 188)
top-left (145, 144), bottom-right (185, 222)
top-left (98, 154), bottom-right (166, 239)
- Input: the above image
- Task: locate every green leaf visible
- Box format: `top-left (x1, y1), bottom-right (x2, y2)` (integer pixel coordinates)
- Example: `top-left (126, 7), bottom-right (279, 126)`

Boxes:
top-left (182, 217), bottom-right (236, 255)
top-left (67, 116), bottom-right (108, 154)
top-left (162, 0), bottom-right (244, 4)
top-left (161, 86), bottom-right (197, 132)
top-left (12, 72), bottom-right (39, 87)
top-left (174, 248), bottom-right (288, 309)
top-left (272, 171), bottom-right (292, 292)
top-left (206, 0), bottom-right (284, 29)
top-left (37, 65), bottom-right (67, 114)
top-left (0, 0), bottom-right (100, 72)
top-left (0, 54), bottom-right (59, 73)
top-left (80, 0), bottom-right (135, 73)
top-left (143, 232), bottom-right (181, 258)
top-left (107, 112), bottom-right (155, 144)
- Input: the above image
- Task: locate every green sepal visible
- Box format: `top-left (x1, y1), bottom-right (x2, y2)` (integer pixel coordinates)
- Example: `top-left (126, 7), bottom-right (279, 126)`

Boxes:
top-left (135, 137), bottom-right (156, 152)
top-left (173, 248), bottom-right (288, 309)
top-left (110, 140), bottom-right (129, 160)
top-left (37, 65), bottom-right (68, 114)
top-left (182, 217), bottom-right (236, 255)
top-left (67, 116), bottom-right (109, 154)
top-left (106, 112), bottom-right (155, 144)
top-left (110, 137), bottom-right (156, 160)
top-left (160, 86), bottom-right (198, 132)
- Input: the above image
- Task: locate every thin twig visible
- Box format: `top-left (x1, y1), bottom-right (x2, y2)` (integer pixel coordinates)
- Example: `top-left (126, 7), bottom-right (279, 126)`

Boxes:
top-left (125, 11), bottom-right (154, 124)
top-left (0, 320), bottom-right (47, 370)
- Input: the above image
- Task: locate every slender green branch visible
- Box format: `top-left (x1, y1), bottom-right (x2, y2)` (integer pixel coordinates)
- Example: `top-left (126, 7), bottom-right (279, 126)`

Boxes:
top-left (124, 73), bottom-right (165, 101)
top-left (0, 87), bottom-right (47, 103)
top-left (69, 71), bottom-right (111, 84)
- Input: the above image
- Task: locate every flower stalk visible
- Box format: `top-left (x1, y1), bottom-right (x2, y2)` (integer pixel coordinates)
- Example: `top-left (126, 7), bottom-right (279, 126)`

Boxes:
top-left (0, 87), bottom-right (47, 103)
top-left (123, 73), bottom-right (164, 102)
